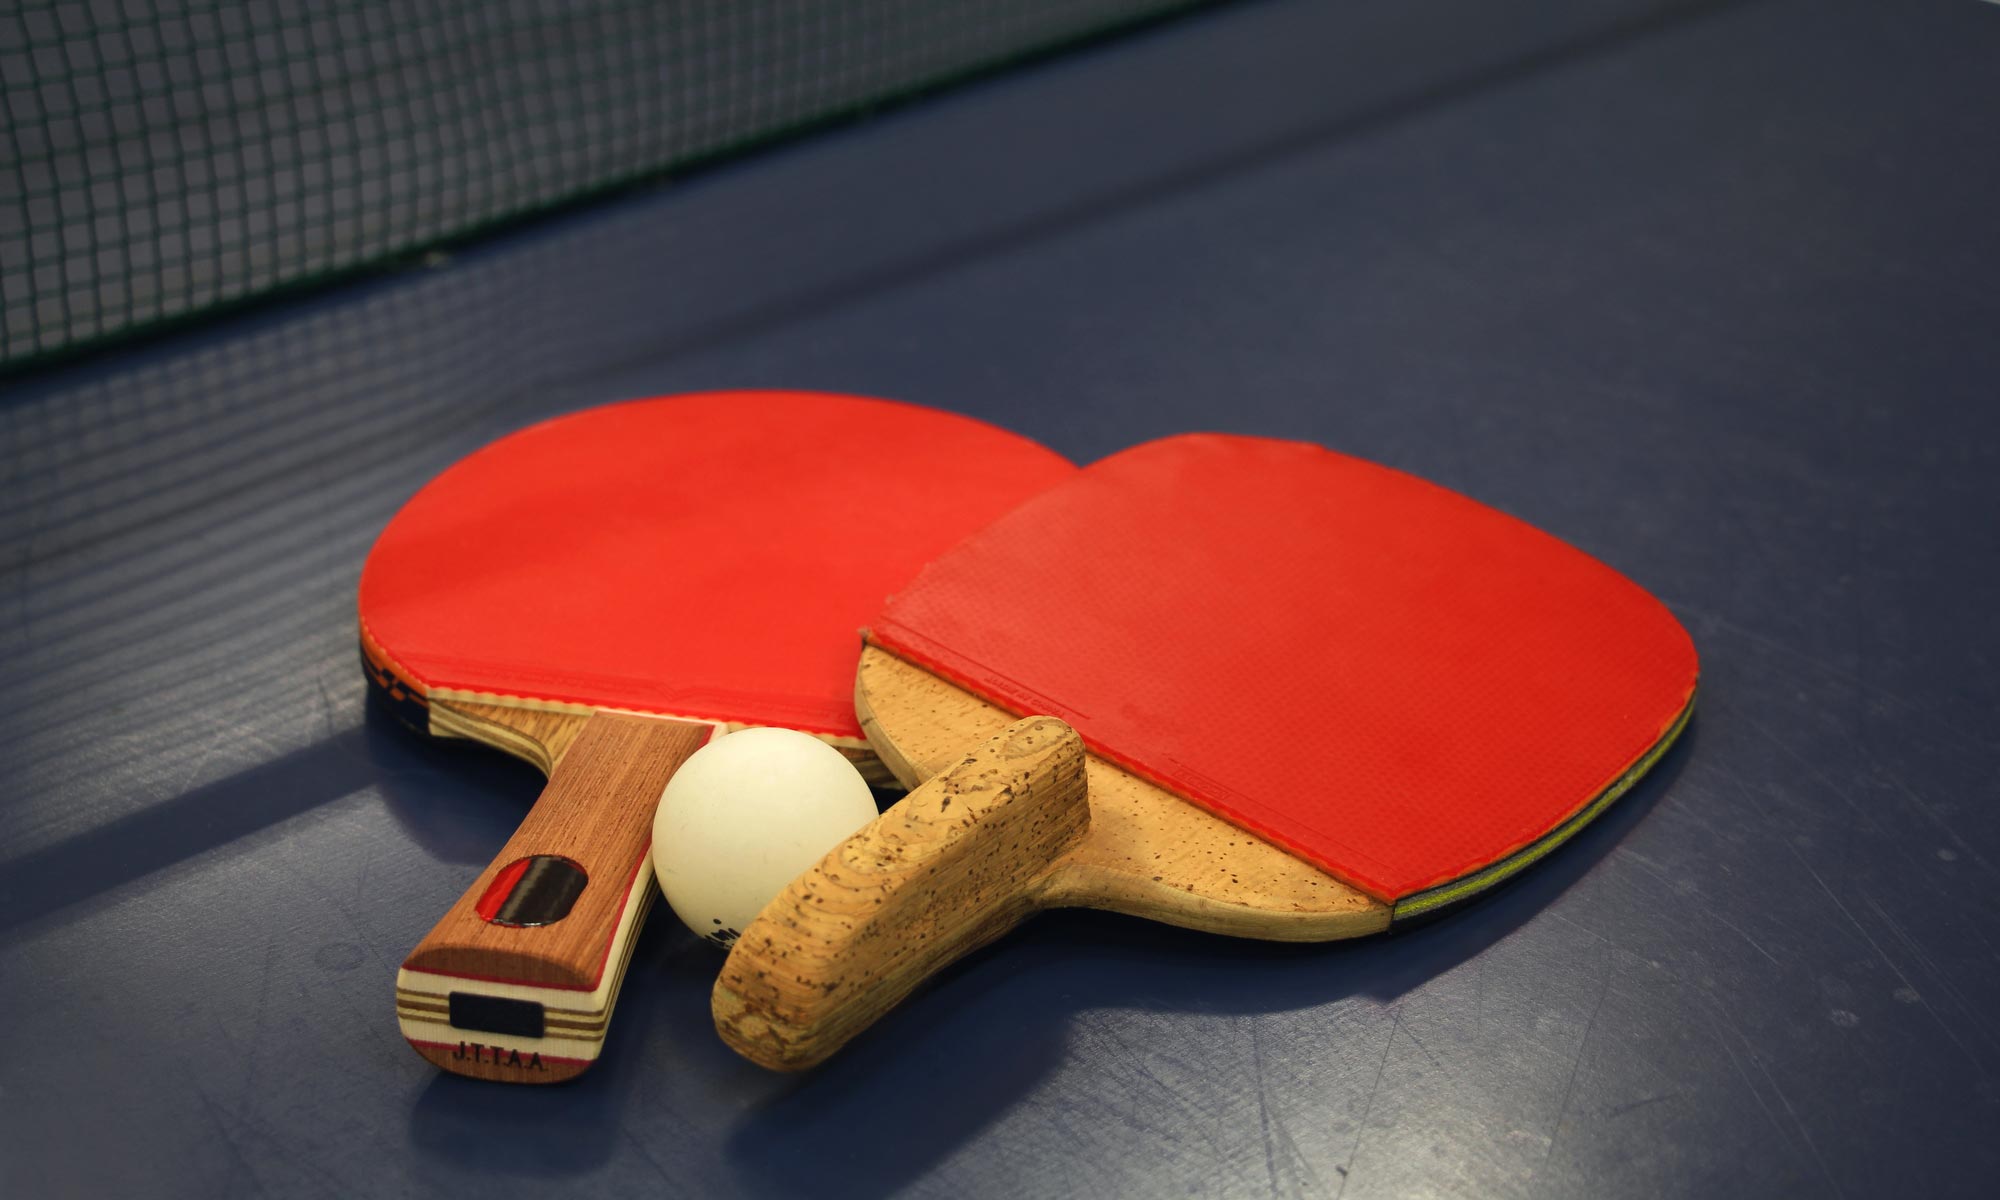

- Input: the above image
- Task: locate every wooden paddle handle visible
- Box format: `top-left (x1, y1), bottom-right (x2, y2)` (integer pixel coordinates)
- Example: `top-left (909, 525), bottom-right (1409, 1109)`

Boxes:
top-left (396, 712), bottom-right (709, 1082)
top-left (713, 717), bottom-right (1089, 1070)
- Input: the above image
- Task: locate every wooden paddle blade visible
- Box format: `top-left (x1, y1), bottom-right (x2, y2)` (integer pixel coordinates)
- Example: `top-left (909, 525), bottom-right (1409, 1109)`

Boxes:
top-left (713, 718), bottom-right (1088, 1071)
top-left (856, 645), bottom-right (1392, 941)
top-left (395, 711), bottom-right (711, 1083)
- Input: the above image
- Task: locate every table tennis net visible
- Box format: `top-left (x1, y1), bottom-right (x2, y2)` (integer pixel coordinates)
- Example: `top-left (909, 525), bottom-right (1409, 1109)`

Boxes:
top-left (2, 0), bottom-right (1197, 370)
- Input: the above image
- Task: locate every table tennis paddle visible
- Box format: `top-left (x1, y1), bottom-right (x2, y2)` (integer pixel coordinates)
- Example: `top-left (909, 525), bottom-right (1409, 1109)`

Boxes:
top-left (713, 433), bottom-right (1698, 1069)
top-left (358, 390), bottom-right (1074, 1082)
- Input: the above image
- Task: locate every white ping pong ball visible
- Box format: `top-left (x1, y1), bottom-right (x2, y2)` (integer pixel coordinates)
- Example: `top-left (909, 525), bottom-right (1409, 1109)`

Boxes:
top-left (652, 727), bottom-right (879, 948)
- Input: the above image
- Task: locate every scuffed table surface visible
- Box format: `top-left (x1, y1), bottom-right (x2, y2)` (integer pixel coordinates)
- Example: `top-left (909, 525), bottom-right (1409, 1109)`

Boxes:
top-left (3, 0), bottom-right (1997, 1195)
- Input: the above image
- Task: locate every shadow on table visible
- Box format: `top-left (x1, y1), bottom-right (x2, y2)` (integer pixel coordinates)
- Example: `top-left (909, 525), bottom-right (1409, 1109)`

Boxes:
top-left (716, 722), bottom-right (1697, 1198)
top-left (400, 917), bottom-right (717, 1177)
top-left (0, 692), bottom-right (506, 936)
top-left (365, 697), bottom-right (556, 866)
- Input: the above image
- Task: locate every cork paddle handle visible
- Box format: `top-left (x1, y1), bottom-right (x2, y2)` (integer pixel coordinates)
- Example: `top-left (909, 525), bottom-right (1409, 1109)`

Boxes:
top-left (712, 717), bottom-right (1089, 1070)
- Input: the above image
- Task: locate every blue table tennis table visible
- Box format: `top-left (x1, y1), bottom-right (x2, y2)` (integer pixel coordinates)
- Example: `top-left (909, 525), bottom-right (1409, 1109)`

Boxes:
top-left (4, 0), bottom-right (1997, 1195)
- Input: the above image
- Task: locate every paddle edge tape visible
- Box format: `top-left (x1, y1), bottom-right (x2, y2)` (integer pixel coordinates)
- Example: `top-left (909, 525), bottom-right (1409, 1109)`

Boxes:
top-left (360, 623), bottom-right (432, 734)
top-left (1390, 683), bottom-right (1699, 925)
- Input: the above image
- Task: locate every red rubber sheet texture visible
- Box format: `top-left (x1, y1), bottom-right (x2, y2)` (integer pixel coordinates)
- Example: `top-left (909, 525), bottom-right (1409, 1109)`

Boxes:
top-left (869, 434), bottom-right (1698, 901)
top-left (359, 391), bottom-right (1075, 739)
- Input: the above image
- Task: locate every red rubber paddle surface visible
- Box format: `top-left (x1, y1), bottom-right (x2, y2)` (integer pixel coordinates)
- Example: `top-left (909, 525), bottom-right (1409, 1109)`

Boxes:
top-left (360, 391), bottom-right (1076, 738)
top-left (869, 434), bottom-right (1698, 901)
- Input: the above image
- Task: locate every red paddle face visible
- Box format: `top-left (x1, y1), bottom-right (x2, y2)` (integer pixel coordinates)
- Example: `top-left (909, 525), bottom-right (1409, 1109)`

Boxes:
top-left (868, 433), bottom-right (1697, 904)
top-left (362, 391), bottom-right (1075, 737)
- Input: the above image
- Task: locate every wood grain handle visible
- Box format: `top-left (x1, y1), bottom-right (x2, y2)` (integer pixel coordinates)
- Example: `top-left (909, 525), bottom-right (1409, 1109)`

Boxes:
top-left (713, 717), bottom-right (1089, 1071)
top-left (396, 711), bottom-right (710, 1082)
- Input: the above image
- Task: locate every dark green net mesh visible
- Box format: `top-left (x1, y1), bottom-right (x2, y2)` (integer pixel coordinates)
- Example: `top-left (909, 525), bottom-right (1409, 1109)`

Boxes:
top-left (2, 0), bottom-right (1193, 369)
